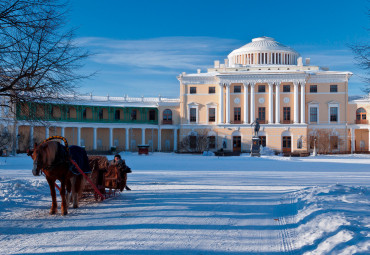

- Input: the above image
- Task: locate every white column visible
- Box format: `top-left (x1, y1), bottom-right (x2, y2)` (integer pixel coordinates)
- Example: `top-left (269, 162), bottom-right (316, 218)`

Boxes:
top-left (294, 82), bottom-right (299, 124)
top-left (125, 128), bottom-right (129, 151)
top-left (250, 83), bottom-right (255, 122)
top-left (45, 126), bottom-right (49, 139)
top-left (218, 83), bottom-right (224, 124)
top-left (77, 127), bottom-right (81, 146)
top-left (109, 128), bottom-right (113, 148)
top-left (351, 128), bottom-right (355, 154)
top-left (141, 128), bottom-right (145, 145)
top-left (243, 83), bottom-right (249, 124)
top-left (174, 129), bottom-right (178, 151)
top-left (300, 83), bottom-right (306, 124)
top-left (275, 82), bottom-right (281, 124)
top-left (30, 126), bottom-right (34, 148)
top-left (225, 83), bottom-right (230, 124)
top-left (158, 128), bottom-right (161, 151)
top-left (93, 127), bottom-right (97, 150)
top-left (268, 82), bottom-right (273, 124)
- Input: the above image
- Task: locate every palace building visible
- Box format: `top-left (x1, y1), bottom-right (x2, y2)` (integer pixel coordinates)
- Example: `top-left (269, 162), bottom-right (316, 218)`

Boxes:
top-left (2, 36), bottom-right (370, 154)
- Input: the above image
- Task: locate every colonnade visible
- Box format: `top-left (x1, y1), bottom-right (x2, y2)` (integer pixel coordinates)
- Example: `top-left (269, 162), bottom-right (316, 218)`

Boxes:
top-left (18, 125), bottom-right (178, 152)
top-left (218, 81), bottom-right (306, 124)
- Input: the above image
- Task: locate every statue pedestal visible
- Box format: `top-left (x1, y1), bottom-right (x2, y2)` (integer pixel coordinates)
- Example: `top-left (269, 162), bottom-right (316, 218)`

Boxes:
top-left (251, 136), bottom-right (261, 157)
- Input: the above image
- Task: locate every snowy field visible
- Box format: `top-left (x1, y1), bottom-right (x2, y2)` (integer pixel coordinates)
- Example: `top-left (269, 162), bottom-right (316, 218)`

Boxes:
top-left (0, 153), bottom-right (369, 254)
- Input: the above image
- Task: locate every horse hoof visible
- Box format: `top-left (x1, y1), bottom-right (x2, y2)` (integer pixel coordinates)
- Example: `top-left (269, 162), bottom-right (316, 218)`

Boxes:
top-left (49, 210), bottom-right (57, 215)
top-left (62, 211), bottom-right (68, 216)
top-left (73, 205), bottom-right (78, 209)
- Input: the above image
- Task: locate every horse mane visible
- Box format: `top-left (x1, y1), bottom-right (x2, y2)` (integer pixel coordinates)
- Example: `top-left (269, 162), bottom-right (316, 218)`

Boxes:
top-left (37, 141), bottom-right (67, 168)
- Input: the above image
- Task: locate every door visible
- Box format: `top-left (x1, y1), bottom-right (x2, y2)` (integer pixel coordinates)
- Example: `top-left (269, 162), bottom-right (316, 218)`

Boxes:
top-left (282, 136), bottom-right (291, 153)
top-left (233, 136), bottom-right (241, 152)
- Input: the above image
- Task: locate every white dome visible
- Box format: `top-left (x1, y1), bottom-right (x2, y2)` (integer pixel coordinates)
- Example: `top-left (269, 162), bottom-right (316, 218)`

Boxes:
top-left (228, 36), bottom-right (300, 67)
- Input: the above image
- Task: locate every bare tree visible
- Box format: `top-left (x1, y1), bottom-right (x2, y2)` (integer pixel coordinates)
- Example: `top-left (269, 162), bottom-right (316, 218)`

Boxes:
top-left (179, 130), bottom-right (209, 153)
top-left (0, 0), bottom-right (90, 111)
top-left (349, 8), bottom-right (370, 91)
top-left (308, 129), bottom-right (343, 154)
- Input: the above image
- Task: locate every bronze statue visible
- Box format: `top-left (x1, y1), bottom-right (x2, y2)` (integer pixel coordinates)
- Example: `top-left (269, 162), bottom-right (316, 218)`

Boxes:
top-left (251, 119), bottom-right (260, 137)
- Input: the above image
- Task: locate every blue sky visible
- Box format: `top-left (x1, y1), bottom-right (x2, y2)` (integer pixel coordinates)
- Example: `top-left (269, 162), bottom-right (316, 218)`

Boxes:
top-left (69, 0), bottom-right (369, 98)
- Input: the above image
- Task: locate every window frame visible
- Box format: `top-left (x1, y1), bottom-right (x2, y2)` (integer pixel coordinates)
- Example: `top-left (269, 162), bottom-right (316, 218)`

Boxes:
top-left (283, 85), bottom-right (291, 93)
top-left (189, 108), bottom-right (197, 122)
top-left (258, 85), bottom-right (266, 93)
top-left (208, 86), bottom-right (215, 94)
top-left (234, 107), bottom-right (241, 122)
top-left (310, 85), bottom-right (317, 93)
top-left (208, 108), bottom-right (216, 122)
top-left (258, 107), bottom-right (266, 122)
top-left (189, 87), bottom-right (197, 94)
top-left (330, 85), bottom-right (338, 93)
top-left (234, 85), bottom-right (241, 93)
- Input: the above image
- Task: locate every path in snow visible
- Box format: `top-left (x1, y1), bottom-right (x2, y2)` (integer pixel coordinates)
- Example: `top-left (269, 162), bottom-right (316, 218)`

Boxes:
top-left (0, 154), bottom-right (369, 254)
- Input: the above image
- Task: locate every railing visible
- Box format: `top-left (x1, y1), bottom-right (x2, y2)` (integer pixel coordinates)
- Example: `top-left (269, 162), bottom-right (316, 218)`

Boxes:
top-left (281, 120), bottom-right (293, 124)
top-left (356, 119), bottom-right (368, 124)
top-left (162, 120), bottom-right (173, 125)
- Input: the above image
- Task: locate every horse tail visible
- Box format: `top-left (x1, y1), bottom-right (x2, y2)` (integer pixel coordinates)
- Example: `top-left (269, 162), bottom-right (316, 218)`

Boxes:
top-left (41, 136), bottom-right (70, 155)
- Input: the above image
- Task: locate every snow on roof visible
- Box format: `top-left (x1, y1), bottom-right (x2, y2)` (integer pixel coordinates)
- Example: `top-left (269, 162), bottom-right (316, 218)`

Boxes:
top-left (59, 94), bottom-right (180, 108)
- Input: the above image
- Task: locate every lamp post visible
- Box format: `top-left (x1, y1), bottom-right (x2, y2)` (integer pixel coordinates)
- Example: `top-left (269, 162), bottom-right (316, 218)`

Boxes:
top-left (313, 138), bottom-right (317, 156)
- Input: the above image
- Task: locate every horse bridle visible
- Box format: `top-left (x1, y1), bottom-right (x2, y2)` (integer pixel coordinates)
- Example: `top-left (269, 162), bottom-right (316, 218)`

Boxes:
top-left (32, 136), bottom-right (70, 176)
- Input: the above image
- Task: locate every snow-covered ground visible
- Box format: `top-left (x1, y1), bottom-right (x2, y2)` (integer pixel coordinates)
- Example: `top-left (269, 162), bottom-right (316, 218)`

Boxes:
top-left (0, 153), bottom-right (369, 254)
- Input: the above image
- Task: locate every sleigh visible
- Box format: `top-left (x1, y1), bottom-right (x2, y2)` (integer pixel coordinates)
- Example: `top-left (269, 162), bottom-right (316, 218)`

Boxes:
top-left (82, 156), bottom-right (128, 200)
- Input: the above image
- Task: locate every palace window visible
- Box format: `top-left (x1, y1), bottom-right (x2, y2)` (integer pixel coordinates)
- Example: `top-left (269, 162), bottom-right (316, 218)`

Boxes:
top-left (190, 108), bottom-right (197, 122)
top-left (82, 109), bottom-right (87, 120)
top-left (283, 107), bottom-right (291, 122)
top-left (131, 109), bottom-right (137, 120)
top-left (283, 85), bottom-right (290, 92)
top-left (234, 85), bottom-right (241, 93)
top-left (310, 85), bottom-right (317, 93)
top-left (259, 136), bottom-right (266, 147)
top-left (258, 85), bottom-right (266, 93)
top-left (356, 108), bottom-right (366, 123)
top-left (258, 107), bottom-right (265, 122)
top-left (149, 110), bottom-right (156, 121)
top-left (163, 109), bottom-right (172, 121)
top-left (99, 109), bottom-right (104, 120)
top-left (310, 107), bottom-right (318, 122)
top-left (330, 85), bottom-right (338, 93)
top-left (208, 108), bottom-right (215, 122)
top-left (282, 136), bottom-right (292, 149)
top-left (330, 107), bottom-right (338, 122)
top-left (190, 87), bottom-right (197, 94)
top-left (209, 86), bottom-right (215, 94)
top-left (208, 136), bottom-right (216, 149)
top-left (234, 107), bottom-right (241, 122)
top-left (115, 109), bottom-right (120, 120)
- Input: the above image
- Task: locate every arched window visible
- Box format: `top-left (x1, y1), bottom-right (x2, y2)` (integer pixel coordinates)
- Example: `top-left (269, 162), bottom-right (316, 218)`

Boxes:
top-left (163, 109), bottom-right (172, 124)
top-left (356, 108), bottom-right (366, 124)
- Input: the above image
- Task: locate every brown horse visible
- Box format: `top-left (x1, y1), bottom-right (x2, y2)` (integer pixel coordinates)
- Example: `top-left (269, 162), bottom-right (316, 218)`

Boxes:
top-left (29, 141), bottom-right (83, 215)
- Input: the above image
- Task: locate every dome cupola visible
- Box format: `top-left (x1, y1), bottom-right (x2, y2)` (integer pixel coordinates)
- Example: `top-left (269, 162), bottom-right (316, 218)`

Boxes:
top-left (228, 36), bottom-right (300, 67)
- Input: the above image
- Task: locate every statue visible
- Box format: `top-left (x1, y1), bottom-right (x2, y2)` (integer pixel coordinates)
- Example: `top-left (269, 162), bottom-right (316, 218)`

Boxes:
top-left (251, 119), bottom-right (260, 137)
top-left (250, 118), bottom-right (261, 157)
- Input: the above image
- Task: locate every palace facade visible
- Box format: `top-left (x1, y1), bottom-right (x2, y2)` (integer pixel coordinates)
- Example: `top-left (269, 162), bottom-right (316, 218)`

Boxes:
top-left (2, 36), bottom-right (370, 154)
